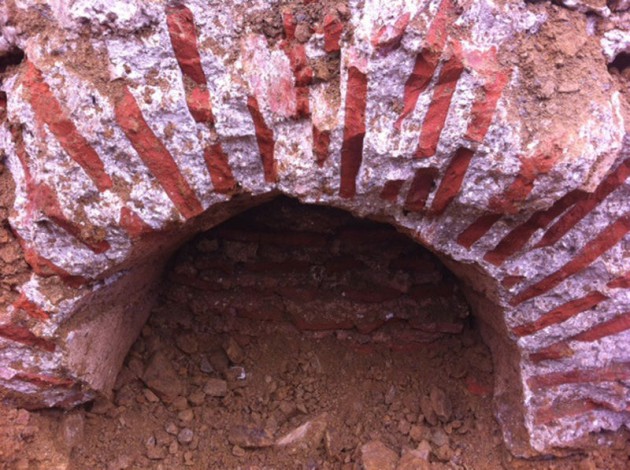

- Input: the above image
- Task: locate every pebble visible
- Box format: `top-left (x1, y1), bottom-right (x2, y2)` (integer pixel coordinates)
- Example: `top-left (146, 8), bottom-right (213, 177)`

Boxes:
top-left (224, 337), bottom-right (245, 364)
top-left (165, 422), bottom-right (178, 435)
top-left (143, 389), bottom-right (160, 403)
top-left (360, 440), bottom-right (398, 470)
top-left (203, 378), bottom-right (228, 397)
top-left (430, 386), bottom-right (452, 422)
top-left (172, 396), bottom-right (189, 411)
top-left (228, 424), bottom-right (274, 448)
top-left (142, 352), bottom-right (184, 403)
top-left (177, 428), bottom-right (194, 445)
top-left (188, 389), bottom-right (206, 406)
top-left (178, 409), bottom-right (194, 423)
top-left (275, 413), bottom-right (328, 455)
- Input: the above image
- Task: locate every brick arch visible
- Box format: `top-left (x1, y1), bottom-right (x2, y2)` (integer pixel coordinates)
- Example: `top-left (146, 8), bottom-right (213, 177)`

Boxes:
top-left (0, 0), bottom-right (628, 457)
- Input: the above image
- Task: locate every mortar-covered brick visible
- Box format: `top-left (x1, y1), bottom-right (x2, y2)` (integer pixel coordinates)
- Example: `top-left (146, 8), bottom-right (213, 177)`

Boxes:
top-left (0, 0), bottom-right (628, 457)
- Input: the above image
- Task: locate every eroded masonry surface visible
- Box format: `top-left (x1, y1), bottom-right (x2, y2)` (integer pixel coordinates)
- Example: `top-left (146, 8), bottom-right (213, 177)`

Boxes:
top-left (0, 0), bottom-right (629, 460)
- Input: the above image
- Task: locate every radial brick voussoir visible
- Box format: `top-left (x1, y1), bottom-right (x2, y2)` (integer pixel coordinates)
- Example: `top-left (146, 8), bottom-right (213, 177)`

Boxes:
top-left (0, 0), bottom-right (628, 458)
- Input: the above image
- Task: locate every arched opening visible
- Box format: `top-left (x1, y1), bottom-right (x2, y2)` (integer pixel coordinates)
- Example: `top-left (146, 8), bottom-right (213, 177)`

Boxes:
top-left (69, 197), bottom-right (505, 468)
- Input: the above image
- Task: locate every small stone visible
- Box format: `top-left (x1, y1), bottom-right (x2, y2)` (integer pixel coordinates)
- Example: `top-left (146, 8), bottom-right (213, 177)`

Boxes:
top-left (176, 333), bottom-right (198, 354)
top-left (184, 451), bottom-right (195, 466)
top-left (143, 388), bottom-right (160, 403)
top-left (188, 389), bottom-right (205, 406)
top-left (142, 352), bottom-right (184, 403)
top-left (172, 396), bottom-right (189, 411)
top-left (199, 356), bottom-right (215, 374)
top-left (208, 350), bottom-right (230, 374)
top-left (228, 425), bottom-right (275, 448)
top-left (168, 441), bottom-right (179, 454)
top-left (420, 395), bottom-right (438, 426)
top-left (360, 440), bottom-right (399, 470)
top-left (177, 428), bottom-right (194, 445)
top-left (165, 422), bottom-right (178, 435)
top-left (430, 428), bottom-right (449, 447)
top-left (434, 443), bottom-right (454, 462)
top-left (275, 412), bottom-right (328, 454)
top-left (397, 419), bottom-right (411, 435)
top-left (203, 378), bottom-right (228, 397)
top-left (397, 449), bottom-right (431, 470)
top-left (232, 445), bottom-right (246, 457)
top-left (145, 437), bottom-right (167, 460)
top-left (178, 409), bottom-right (194, 423)
top-left (223, 337), bottom-right (245, 364)
top-left (430, 387), bottom-right (452, 422)
top-left (409, 424), bottom-right (428, 442)
top-left (60, 412), bottom-right (85, 450)
top-left (384, 385), bottom-right (396, 405)
top-left (416, 440), bottom-right (432, 460)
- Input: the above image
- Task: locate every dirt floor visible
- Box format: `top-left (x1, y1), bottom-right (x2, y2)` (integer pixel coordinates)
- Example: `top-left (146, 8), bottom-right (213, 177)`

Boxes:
top-left (1, 301), bottom-right (629, 469)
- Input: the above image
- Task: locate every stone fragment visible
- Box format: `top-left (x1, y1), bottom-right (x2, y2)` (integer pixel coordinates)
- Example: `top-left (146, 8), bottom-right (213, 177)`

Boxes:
top-left (223, 337), bottom-right (245, 364)
top-left (397, 449), bottom-right (431, 470)
top-left (177, 428), bottom-right (194, 445)
top-left (360, 440), bottom-right (399, 470)
top-left (275, 412), bottom-right (328, 454)
top-left (420, 395), bottom-right (438, 426)
top-left (203, 378), bottom-right (228, 397)
top-left (142, 352), bottom-right (184, 403)
top-left (430, 387), bottom-right (452, 422)
top-left (228, 425), bottom-right (274, 448)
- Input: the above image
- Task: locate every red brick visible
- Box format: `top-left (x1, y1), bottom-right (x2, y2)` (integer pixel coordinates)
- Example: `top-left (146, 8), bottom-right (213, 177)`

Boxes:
top-left (511, 291), bottom-right (608, 337)
top-left (340, 66), bottom-right (368, 199)
top-left (456, 213), bottom-right (501, 248)
top-left (313, 126), bottom-right (331, 167)
top-left (247, 95), bottom-right (277, 183)
top-left (389, 255), bottom-right (437, 272)
top-left (324, 256), bottom-right (367, 273)
top-left (484, 190), bottom-right (585, 265)
top-left (608, 273), bottom-right (630, 289)
top-left (529, 342), bottom-right (574, 363)
top-left (338, 227), bottom-right (406, 244)
top-left (404, 168), bottom-right (438, 212)
top-left (13, 372), bottom-right (75, 389)
top-left (571, 311), bottom-right (630, 342)
top-left (323, 13), bottom-right (343, 53)
top-left (527, 362), bottom-right (630, 390)
top-left (19, 244), bottom-right (88, 288)
top-left (12, 294), bottom-right (50, 321)
top-left (165, 5), bottom-right (208, 86)
top-left (0, 324), bottom-right (56, 352)
top-left (534, 400), bottom-right (599, 425)
top-left (244, 260), bottom-right (312, 274)
top-left (22, 62), bottom-right (112, 192)
top-left (490, 148), bottom-right (563, 214)
top-left (204, 142), bottom-right (236, 194)
top-left (408, 283), bottom-right (453, 301)
top-left (535, 159), bottom-right (630, 248)
top-left (343, 286), bottom-right (402, 303)
top-left (371, 12), bottom-right (410, 55)
top-left (511, 214), bottom-right (630, 306)
top-left (115, 87), bottom-right (203, 219)
top-left (501, 275), bottom-right (525, 288)
top-left (379, 180), bottom-right (404, 202)
top-left (415, 42), bottom-right (464, 158)
top-left (119, 207), bottom-right (154, 239)
top-left (430, 147), bottom-right (475, 215)
top-left (464, 64), bottom-right (510, 143)
top-left (394, 0), bottom-right (456, 129)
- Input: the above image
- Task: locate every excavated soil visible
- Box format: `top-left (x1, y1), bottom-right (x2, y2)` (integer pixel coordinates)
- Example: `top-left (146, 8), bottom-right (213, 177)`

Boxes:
top-left (1, 199), bottom-right (629, 469)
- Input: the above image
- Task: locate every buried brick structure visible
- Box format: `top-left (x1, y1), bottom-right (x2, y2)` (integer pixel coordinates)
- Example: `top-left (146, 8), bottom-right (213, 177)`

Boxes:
top-left (0, 0), bottom-right (629, 458)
